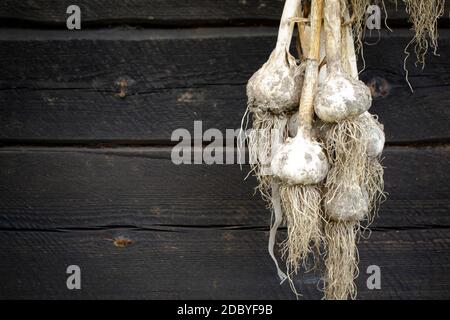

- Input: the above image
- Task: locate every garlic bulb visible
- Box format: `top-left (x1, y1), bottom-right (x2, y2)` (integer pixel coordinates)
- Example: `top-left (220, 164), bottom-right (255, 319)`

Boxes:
top-left (325, 183), bottom-right (369, 222)
top-left (362, 112), bottom-right (385, 158)
top-left (314, 71), bottom-right (372, 122)
top-left (313, 0), bottom-right (371, 122)
top-left (271, 131), bottom-right (328, 186)
top-left (246, 0), bottom-right (303, 114)
top-left (247, 50), bottom-right (302, 115)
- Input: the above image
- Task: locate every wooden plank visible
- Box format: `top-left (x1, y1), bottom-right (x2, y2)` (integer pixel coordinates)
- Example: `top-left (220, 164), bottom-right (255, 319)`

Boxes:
top-left (356, 228), bottom-right (450, 300)
top-left (0, 227), bottom-right (448, 299)
top-left (0, 28), bottom-right (449, 144)
top-left (0, 146), bottom-right (448, 230)
top-left (0, 0), bottom-right (285, 27)
top-left (1, 0), bottom-right (448, 27)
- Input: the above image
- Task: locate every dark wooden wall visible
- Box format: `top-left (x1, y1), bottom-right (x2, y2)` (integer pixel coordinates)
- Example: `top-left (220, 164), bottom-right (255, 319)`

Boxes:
top-left (0, 1), bottom-right (449, 299)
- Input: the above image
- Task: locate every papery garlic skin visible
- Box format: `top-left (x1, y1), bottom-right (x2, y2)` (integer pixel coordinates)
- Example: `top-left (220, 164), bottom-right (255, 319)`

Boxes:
top-left (314, 70), bottom-right (372, 122)
top-left (271, 131), bottom-right (329, 186)
top-left (315, 0), bottom-right (372, 123)
top-left (325, 184), bottom-right (369, 222)
top-left (362, 112), bottom-right (385, 158)
top-left (247, 50), bottom-right (303, 114)
top-left (246, 0), bottom-right (303, 115)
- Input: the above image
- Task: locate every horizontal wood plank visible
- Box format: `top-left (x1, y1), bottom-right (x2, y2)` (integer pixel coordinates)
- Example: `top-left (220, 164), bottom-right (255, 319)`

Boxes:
top-left (1, 0), bottom-right (448, 27)
top-left (0, 28), bottom-right (449, 144)
top-left (0, 0), bottom-right (285, 27)
top-left (0, 146), bottom-right (448, 230)
top-left (0, 227), bottom-right (448, 299)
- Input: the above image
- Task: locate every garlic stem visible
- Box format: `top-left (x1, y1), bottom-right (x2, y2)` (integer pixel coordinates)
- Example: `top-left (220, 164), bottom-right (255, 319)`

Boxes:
top-left (324, 0), bottom-right (342, 74)
top-left (297, 0), bottom-right (324, 134)
top-left (296, 3), bottom-right (309, 58)
top-left (276, 0), bottom-right (302, 53)
top-left (342, 5), bottom-right (358, 78)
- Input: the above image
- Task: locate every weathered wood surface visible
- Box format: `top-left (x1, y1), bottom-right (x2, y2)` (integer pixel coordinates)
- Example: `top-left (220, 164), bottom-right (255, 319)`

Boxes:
top-left (0, 0), bottom-right (286, 27)
top-left (1, 0), bottom-right (448, 27)
top-left (0, 147), bottom-right (448, 230)
top-left (0, 227), bottom-right (448, 299)
top-left (0, 29), bottom-right (449, 144)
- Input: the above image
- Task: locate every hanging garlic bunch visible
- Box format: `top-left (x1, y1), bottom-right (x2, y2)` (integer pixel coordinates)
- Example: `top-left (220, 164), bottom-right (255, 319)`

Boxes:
top-left (317, 0), bottom-right (385, 300)
top-left (243, 0), bottom-right (386, 300)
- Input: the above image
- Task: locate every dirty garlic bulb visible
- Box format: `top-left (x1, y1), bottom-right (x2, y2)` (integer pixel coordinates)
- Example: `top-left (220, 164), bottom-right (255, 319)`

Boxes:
top-left (271, 130), bottom-right (329, 185)
top-left (246, 0), bottom-right (303, 114)
top-left (325, 181), bottom-right (369, 222)
top-left (362, 112), bottom-right (385, 158)
top-left (314, 0), bottom-right (371, 122)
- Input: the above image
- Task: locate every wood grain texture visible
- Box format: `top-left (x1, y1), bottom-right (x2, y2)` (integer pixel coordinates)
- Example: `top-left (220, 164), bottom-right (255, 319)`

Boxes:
top-left (0, 28), bottom-right (449, 144)
top-left (1, 0), bottom-right (448, 27)
top-left (0, 227), bottom-right (448, 299)
top-left (0, 0), bottom-right (285, 27)
top-left (0, 146), bottom-right (448, 230)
